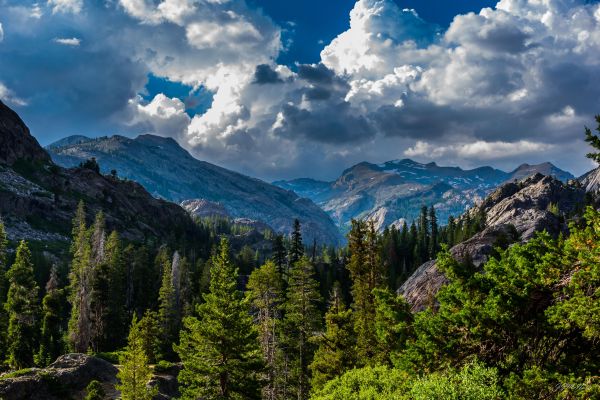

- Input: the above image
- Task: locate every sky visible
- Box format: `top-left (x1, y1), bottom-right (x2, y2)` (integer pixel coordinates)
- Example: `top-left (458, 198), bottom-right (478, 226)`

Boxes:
top-left (0, 0), bottom-right (599, 181)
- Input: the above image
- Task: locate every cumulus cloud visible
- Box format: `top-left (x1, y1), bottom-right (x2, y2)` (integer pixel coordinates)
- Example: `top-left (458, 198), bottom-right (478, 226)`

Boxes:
top-left (53, 37), bottom-right (81, 46)
top-left (127, 93), bottom-right (191, 140)
top-left (2, 0), bottom-right (600, 179)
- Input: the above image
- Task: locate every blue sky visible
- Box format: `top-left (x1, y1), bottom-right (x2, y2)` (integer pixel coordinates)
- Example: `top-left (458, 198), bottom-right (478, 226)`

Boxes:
top-left (1, 0), bottom-right (599, 180)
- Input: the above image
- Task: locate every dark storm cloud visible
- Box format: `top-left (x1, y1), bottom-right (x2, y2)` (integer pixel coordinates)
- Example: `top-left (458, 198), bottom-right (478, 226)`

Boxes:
top-left (297, 63), bottom-right (335, 84)
top-left (253, 64), bottom-right (284, 84)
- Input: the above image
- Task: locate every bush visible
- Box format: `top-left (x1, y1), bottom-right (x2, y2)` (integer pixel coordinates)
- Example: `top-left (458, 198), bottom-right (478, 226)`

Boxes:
top-left (84, 380), bottom-right (105, 400)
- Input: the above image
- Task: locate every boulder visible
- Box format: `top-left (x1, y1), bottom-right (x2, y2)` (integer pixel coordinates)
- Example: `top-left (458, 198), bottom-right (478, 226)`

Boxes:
top-left (0, 354), bottom-right (118, 400)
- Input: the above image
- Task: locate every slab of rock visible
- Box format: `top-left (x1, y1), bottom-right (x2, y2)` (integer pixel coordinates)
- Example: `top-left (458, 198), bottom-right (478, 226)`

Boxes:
top-left (398, 174), bottom-right (585, 312)
top-left (0, 354), bottom-right (118, 400)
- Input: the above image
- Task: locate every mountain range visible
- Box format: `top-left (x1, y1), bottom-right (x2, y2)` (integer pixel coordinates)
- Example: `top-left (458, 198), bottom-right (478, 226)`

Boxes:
top-left (47, 134), bottom-right (344, 245)
top-left (274, 159), bottom-right (574, 232)
top-left (0, 100), bottom-right (199, 245)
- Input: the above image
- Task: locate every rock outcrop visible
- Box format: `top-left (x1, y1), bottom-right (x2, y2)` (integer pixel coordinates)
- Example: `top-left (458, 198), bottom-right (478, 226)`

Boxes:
top-left (0, 100), bottom-right (50, 166)
top-left (579, 166), bottom-right (600, 193)
top-left (398, 173), bottom-right (585, 312)
top-left (0, 354), bottom-right (118, 400)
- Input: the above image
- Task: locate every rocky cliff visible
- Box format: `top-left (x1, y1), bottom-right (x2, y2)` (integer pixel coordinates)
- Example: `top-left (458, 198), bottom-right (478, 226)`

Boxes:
top-left (0, 102), bottom-right (199, 244)
top-left (0, 100), bottom-right (50, 166)
top-left (48, 134), bottom-right (343, 245)
top-left (398, 173), bottom-right (585, 312)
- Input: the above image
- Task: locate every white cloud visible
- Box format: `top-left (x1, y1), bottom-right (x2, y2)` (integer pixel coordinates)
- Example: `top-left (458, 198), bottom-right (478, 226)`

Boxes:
top-left (0, 82), bottom-right (27, 106)
top-left (128, 94), bottom-right (191, 140)
top-left (0, 23), bottom-right (3, 42)
top-left (48, 0), bottom-right (83, 14)
top-left (405, 140), bottom-right (555, 160)
top-left (53, 37), bottom-right (81, 46)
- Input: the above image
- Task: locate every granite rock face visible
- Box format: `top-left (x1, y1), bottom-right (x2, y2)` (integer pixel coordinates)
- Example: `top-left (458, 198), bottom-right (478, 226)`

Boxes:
top-left (398, 174), bottom-right (585, 312)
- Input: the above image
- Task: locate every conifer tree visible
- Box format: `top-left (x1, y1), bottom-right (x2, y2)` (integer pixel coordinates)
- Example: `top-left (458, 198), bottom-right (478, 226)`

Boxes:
top-left (117, 315), bottom-right (157, 400)
top-left (428, 205), bottom-right (438, 259)
top-left (0, 219), bottom-right (8, 359)
top-left (157, 248), bottom-right (177, 360)
top-left (36, 266), bottom-right (64, 366)
top-left (584, 114), bottom-right (600, 162)
top-left (68, 202), bottom-right (93, 352)
top-left (176, 238), bottom-right (263, 399)
top-left (417, 205), bottom-right (429, 262)
top-left (272, 234), bottom-right (287, 276)
top-left (104, 231), bottom-right (127, 348)
top-left (5, 240), bottom-right (40, 369)
top-left (309, 283), bottom-right (356, 391)
top-left (246, 261), bottom-right (284, 400)
top-left (289, 219), bottom-right (304, 267)
top-left (283, 256), bottom-right (322, 400)
top-left (347, 220), bottom-right (384, 364)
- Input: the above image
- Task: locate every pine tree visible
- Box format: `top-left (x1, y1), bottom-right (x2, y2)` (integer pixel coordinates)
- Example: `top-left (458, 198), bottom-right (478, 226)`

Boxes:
top-left (289, 219), bottom-right (304, 267)
top-left (104, 231), bottom-right (127, 349)
top-left (176, 238), bottom-right (263, 399)
top-left (36, 266), bottom-right (64, 366)
top-left (347, 220), bottom-right (384, 364)
top-left (68, 202), bottom-right (93, 353)
top-left (116, 315), bottom-right (157, 400)
top-left (283, 256), bottom-right (322, 400)
top-left (309, 283), bottom-right (356, 391)
top-left (584, 114), bottom-right (600, 163)
top-left (272, 234), bottom-right (287, 276)
top-left (417, 205), bottom-right (429, 262)
top-left (246, 261), bottom-right (284, 400)
top-left (5, 240), bottom-right (40, 369)
top-left (157, 248), bottom-right (177, 360)
top-left (0, 219), bottom-right (8, 359)
top-left (429, 205), bottom-right (438, 259)
top-left (84, 380), bottom-right (106, 400)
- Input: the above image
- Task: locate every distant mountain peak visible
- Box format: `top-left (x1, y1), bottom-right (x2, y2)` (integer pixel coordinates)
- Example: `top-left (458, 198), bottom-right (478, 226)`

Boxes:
top-left (48, 133), bottom-right (343, 245)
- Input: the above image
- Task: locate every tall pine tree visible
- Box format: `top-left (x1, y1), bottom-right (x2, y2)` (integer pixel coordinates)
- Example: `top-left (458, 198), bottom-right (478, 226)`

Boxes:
top-left (283, 256), bottom-right (322, 400)
top-left (176, 238), bottom-right (263, 399)
top-left (157, 247), bottom-right (177, 360)
top-left (309, 283), bottom-right (356, 391)
top-left (246, 260), bottom-right (284, 400)
top-left (5, 241), bottom-right (40, 369)
top-left (36, 266), bottom-right (64, 366)
top-left (289, 219), bottom-right (304, 267)
top-left (0, 219), bottom-right (8, 359)
top-left (117, 315), bottom-right (157, 400)
top-left (347, 220), bottom-right (384, 364)
top-left (68, 201), bottom-right (93, 353)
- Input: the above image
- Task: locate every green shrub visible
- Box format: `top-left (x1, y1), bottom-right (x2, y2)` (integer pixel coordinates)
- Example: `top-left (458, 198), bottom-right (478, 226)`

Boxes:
top-left (84, 380), bottom-right (105, 400)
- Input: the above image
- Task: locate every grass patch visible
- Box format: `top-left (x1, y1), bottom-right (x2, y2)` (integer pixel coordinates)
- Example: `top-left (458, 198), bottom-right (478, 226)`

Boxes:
top-left (0, 368), bottom-right (37, 380)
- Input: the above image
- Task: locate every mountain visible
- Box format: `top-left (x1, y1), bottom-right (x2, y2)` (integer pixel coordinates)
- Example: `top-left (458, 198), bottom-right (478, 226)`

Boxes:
top-left (274, 159), bottom-right (574, 232)
top-left (0, 101), bottom-right (199, 244)
top-left (47, 134), bottom-right (343, 245)
top-left (399, 173), bottom-right (586, 312)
